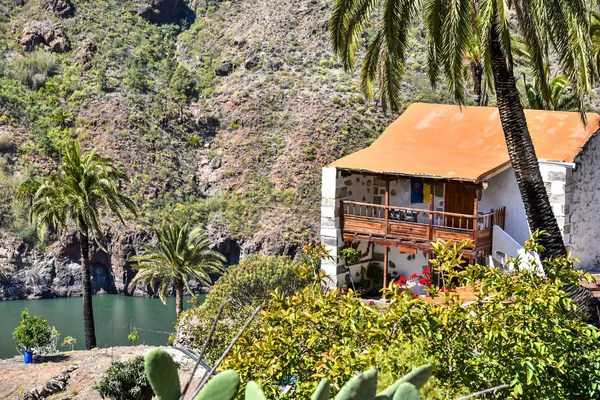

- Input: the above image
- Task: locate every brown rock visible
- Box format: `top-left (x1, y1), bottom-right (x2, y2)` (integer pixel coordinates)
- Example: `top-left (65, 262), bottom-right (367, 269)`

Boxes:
top-left (42, 0), bottom-right (74, 18)
top-left (214, 61), bottom-right (234, 76)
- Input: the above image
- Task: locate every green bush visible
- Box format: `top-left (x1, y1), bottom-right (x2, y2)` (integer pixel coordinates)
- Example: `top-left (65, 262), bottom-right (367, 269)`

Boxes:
top-left (223, 238), bottom-right (600, 399)
top-left (9, 52), bottom-right (58, 90)
top-left (13, 309), bottom-right (52, 353)
top-left (0, 132), bottom-right (14, 152)
top-left (92, 356), bottom-right (154, 400)
top-left (178, 252), bottom-right (317, 364)
top-left (169, 64), bottom-right (197, 103)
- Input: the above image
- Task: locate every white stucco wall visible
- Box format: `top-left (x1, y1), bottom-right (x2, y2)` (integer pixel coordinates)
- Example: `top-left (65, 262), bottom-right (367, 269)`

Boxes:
top-left (478, 163), bottom-right (569, 246)
top-left (566, 131), bottom-right (600, 270)
top-left (478, 168), bottom-right (530, 245)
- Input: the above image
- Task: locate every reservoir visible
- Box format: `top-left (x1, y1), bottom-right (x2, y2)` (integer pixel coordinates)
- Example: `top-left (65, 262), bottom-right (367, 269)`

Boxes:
top-left (0, 294), bottom-right (205, 359)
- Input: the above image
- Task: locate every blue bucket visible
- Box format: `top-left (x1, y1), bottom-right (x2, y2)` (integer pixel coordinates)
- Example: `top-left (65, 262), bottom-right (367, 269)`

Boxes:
top-left (23, 350), bottom-right (33, 364)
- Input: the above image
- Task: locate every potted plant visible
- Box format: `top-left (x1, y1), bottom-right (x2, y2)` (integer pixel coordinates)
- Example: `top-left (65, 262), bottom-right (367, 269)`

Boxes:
top-left (13, 309), bottom-right (52, 364)
top-left (339, 246), bottom-right (361, 291)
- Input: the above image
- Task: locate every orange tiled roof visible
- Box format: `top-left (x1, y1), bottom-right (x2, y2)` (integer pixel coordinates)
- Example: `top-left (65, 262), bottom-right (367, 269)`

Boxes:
top-left (330, 103), bottom-right (600, 182)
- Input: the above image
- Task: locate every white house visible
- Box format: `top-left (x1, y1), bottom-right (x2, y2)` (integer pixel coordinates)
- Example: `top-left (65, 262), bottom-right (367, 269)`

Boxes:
top-left (320, 103), bottom-right (600, 288)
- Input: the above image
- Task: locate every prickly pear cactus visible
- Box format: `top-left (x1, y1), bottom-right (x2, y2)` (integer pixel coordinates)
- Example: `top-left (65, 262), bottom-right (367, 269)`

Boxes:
top-left (194, 369), bottom-right (240, 400)
top-left (144, 348), bottom-right (433, 400)
top-left (145, 348), bottom-right (181, 400)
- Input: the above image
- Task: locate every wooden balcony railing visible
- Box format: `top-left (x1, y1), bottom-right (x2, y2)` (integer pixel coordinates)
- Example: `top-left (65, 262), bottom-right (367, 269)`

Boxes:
top-left (341, 201), bottom-right (506, 251)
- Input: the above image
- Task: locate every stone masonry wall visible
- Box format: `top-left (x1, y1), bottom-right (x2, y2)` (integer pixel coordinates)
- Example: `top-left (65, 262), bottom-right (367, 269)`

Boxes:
top-left (320, 167), bottom-right (345, 287)
top-left (566, 131), bottom-right (600, 270)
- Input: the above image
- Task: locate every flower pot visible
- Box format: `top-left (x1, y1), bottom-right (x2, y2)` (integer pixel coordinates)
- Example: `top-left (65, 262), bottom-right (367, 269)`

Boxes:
top-left (23, 350), bottom-right (33, 364)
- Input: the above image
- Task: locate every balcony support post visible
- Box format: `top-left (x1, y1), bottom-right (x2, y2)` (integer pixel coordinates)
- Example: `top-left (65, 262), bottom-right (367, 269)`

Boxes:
top-left (473, 196), bottom-right (479, 260)
top-left (428, 193), bottom-right (434, 241)
top-left (383, 245), bottom-right (389, 288)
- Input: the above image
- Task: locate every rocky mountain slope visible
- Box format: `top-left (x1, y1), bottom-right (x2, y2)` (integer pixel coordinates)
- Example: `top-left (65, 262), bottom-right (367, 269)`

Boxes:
top-left (0, 0), bottom-right (451, 298)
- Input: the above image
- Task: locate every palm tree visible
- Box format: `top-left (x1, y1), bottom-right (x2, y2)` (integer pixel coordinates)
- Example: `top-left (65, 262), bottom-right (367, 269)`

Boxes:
top-left (331, 0), bottom-right (600, 324)
top-left (17, 176), bottom-right (40, 208)
top-left (31, 141), bottom-right (137, 349)
top-left (591, 11), bottom-right (600, 80)
top-left (523, 74), bottom-right (579, 111)
top-left (331, 0), bottom-right (591, 258)
top-left (128, 223), bottom-right (226, 318)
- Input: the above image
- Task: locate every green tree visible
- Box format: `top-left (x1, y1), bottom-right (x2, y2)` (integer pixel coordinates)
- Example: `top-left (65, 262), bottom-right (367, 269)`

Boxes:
top-left (169, 64), bottom-right (198, 103)
top-left (128, 223), bottom-right (226, 318)
top-left (13, 309), bottom-right (52, 354)
top-left (16, 176), bottom-right (40, 208)
top-left (31, 141), bottom-right (137, 349)
top-left (330, 0), bottom-right (600, 323)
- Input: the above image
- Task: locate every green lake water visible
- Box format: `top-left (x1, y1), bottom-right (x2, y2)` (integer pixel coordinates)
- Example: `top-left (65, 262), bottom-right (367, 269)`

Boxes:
top-left (0, 294), bottom-right (205, 359)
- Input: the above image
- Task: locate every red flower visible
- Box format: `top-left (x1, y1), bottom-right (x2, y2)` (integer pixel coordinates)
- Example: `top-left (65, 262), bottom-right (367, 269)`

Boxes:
top-left (396, 276), bottom-right (407, 286)
top-left (410, 273), bottom-right (419, 280)
top-left (422, 269), bottom-right (431, 276)
top-left (411, 293), bottom-right (418, 298)
top-left (440, 287), bottom-right (455, 293)
top-left (368, 300), bottom-right (376, 306)
top-left (419, 277), bottom-right (431, 286)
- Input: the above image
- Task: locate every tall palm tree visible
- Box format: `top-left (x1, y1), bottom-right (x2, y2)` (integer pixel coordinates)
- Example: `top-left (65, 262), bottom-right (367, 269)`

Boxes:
top-left (331, 0), bottom-right (590, 258)
top-left (331, 0), bottom-right (600, 324)
top-left (31, 141), bottom-right (137, 349)
top-left (128, 223), bottom-right (226, 318)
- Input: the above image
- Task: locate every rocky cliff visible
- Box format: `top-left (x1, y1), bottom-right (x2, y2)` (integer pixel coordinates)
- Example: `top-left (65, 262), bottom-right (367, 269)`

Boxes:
top-left (0, 0), bottom-right (446, 299)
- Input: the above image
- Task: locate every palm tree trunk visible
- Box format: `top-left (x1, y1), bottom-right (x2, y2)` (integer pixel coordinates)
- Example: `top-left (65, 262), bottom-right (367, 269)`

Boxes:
top-left (175, 279), bottom-right (184, 318)
top-left (471, 62), bottom-right (483, 106)
top-left (80, 228), bottom-right (97, 349)
top-left (489, 25), bottom-right (565, 258)
top-left (489, 23), bottom-right (600, 326)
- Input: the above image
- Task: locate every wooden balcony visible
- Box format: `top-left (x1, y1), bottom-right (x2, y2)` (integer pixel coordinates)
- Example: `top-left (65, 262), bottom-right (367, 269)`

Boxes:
top-left (341, 200), bottom-right (506, 258)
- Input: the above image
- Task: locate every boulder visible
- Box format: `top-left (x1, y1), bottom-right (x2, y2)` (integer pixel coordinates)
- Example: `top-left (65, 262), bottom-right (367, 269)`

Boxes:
top-left (19, 27), bottom-right (43, 49)
top-left (76, 39), bottom-right (97, 65)
top-left (214, 61), bottom-right (234, 76)
top-left (137, 0), bottom-right (190, 25)
top-left (19, 23), bottom-right (71, 53)
top-left (209, 156), bottom-right (221, 169)
top-left (244, 55), bottom-right (260, 70)
top-left (42, 0), bottom-right (74, 18)
top-left (48, 36), bottom-right (70, 53)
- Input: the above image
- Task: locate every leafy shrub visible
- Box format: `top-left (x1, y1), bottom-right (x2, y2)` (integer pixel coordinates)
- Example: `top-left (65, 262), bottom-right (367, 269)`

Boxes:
top-left (10, 52), bottom-right (58, 90)
top-left (0, 132), bottom-right (14, 152)
top-left (128, 327), bottom-right (139, 345)
top-left (13, 309), bottom-right (52, 353)
top-left (339, 247), bottom-right (360, 265)
top-left (365, 263), bottom-right (384, 291)
top-left (124, 65), bottom-right (148, 92)
top-left (92, 356), bottom-right (154, 400)
top-left (50, 107), bottom-right (74, 128)
top-left (303, 146), bottom-right (316, 160)
top-left (61, 335), bottom-right (76, 351)
top-left (223, 238), bottom-right (600, 399)
top-left (178, 250), bottom-right (320, 364)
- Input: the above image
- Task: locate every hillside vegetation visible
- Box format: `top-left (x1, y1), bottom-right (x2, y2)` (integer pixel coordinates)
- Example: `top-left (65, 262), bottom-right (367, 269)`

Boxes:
top-left (0, 0), bottom-right (451, 257)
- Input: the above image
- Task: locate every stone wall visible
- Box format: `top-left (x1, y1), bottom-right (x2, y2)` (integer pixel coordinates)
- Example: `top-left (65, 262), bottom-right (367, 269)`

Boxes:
top-left (566, 131), bottom-right (600, 270)
top-left (320, 167), bottom-right (345, 287)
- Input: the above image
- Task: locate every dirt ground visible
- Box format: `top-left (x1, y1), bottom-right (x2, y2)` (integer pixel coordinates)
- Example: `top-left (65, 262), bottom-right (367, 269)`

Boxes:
top-left (0, 346), bottom-right (205, 400)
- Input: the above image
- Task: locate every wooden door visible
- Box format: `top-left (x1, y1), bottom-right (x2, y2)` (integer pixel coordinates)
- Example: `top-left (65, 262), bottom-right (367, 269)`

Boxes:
top-left (444, 182), bottom-right (476, 229)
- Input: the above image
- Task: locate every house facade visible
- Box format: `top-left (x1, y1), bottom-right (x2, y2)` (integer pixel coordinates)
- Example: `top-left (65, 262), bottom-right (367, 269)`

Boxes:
top-left (320, 103), bottom-right (600, 288)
